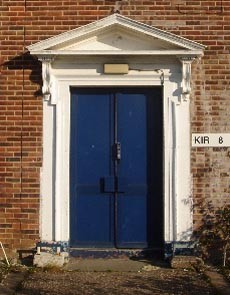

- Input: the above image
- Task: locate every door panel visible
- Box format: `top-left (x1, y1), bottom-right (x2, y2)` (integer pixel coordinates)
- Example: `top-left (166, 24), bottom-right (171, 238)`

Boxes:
top-left (70, 91), bottom-right (114, 246)
top-left (70, 87), bottom-right (163, 249)
top-left (116, 92), bottom-right (147, 248)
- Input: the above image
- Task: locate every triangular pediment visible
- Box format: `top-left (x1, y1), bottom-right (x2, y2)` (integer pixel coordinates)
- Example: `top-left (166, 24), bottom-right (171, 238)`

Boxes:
top-left (28, 14), bottom-right (205, 56)
top-left (55, 26), bottom-right (184, 51)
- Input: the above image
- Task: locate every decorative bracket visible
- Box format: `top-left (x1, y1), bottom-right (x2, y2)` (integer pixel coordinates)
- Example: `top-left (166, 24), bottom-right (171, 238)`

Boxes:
top-left (178, 56), bottom-right (196, 102)
top-left (39, 56), bottom-right (55, 101)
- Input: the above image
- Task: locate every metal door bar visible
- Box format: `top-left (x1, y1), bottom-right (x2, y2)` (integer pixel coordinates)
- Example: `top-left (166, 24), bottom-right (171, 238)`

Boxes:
top-left (113, 92), bottom-right (118, 248)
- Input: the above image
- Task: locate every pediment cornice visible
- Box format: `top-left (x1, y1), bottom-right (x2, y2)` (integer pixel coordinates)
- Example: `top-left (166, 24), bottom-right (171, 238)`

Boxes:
top-left (28, 14), bottom-right (205, 57)
top-left (28, 14), bottom-right (206, 104)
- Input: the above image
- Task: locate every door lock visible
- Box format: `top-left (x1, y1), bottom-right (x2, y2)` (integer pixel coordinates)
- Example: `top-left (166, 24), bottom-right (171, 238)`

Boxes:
top-left (113, 142), bottom-right (121, 161)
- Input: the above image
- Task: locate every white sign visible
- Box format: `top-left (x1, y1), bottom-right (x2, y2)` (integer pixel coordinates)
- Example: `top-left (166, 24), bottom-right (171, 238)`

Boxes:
top-left (192, 133), bottom-right (230, 147)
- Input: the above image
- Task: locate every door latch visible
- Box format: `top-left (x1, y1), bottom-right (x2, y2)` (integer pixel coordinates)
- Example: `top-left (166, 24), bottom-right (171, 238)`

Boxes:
top-left (113, 142), bottom-right (121, 161)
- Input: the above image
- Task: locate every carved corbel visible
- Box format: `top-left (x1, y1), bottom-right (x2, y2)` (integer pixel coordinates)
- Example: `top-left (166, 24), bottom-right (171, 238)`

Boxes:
top-left (179, 57), bottom-right (196, 101)
top-left (39, 56), bottom-right (55, 101)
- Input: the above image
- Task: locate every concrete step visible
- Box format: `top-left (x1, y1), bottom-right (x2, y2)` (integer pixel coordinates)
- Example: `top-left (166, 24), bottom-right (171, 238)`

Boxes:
top-left (69, 248), bottom-right (164, 259)
top-left (64, 257), bottom-right (167, 272)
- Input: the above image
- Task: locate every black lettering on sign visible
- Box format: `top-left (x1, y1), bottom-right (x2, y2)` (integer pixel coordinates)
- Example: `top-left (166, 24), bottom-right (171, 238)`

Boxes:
top-left (204, 136), bottom-right (209, 144)
top-left (194, 136), bottom-right (200, 144)
top-left (219, 136), bottom-right (223, 144)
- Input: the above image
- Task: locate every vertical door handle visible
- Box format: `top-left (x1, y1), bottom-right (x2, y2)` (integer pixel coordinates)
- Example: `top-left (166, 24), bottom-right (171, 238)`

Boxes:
top-left (113, 142), bottom-right (121, 161)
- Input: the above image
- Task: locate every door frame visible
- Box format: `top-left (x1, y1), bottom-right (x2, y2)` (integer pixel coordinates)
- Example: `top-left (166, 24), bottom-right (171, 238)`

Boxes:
top-left (28, 14), bottom-right (205, 252)
top-left (40, 55), bottom-right (193, 247)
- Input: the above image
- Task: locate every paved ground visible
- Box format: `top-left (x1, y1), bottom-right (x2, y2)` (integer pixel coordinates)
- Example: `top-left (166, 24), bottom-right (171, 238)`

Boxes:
top-left (15, 268), bottom-right (215, 295)
top-left (1, 258), bottom-right (230, 295)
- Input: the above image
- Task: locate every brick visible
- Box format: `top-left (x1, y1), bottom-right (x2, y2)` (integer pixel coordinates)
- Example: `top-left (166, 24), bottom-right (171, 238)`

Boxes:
top-left (0, 0), bottom-right (230, 254)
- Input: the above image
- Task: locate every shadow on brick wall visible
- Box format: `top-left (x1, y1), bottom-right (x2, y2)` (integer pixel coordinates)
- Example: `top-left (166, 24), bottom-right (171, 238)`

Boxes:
top-left (2, 52), bottom-right (42, 97)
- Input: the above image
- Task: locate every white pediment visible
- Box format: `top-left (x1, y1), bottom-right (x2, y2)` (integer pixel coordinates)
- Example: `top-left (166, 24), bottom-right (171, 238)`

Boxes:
top-left (28, 14), bottom-right (205, 57)
top-left (58, 27), bottom-right (183, 51)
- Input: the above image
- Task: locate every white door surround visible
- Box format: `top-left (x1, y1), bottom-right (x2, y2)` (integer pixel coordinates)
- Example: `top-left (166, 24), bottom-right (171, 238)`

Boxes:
top-left (28, 14), bottom-right (205, 249)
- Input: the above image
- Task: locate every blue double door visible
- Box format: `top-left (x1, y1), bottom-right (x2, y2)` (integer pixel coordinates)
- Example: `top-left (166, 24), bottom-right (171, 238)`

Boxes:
top-left (70, 87), bottom-right (163, 249)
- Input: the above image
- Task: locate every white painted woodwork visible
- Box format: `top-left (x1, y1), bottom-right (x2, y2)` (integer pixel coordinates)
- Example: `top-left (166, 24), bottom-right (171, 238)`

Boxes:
top-left (28, 14), bottom-right (205, 244)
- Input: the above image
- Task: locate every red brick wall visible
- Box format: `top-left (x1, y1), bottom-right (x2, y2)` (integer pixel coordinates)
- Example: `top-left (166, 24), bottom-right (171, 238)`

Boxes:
top-left (1, 0), bottom-right (230, 252)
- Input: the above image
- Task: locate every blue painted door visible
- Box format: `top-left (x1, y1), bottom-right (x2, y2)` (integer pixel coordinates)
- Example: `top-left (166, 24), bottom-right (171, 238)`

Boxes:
top-left (70, 88), bottom-right (163, 248)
